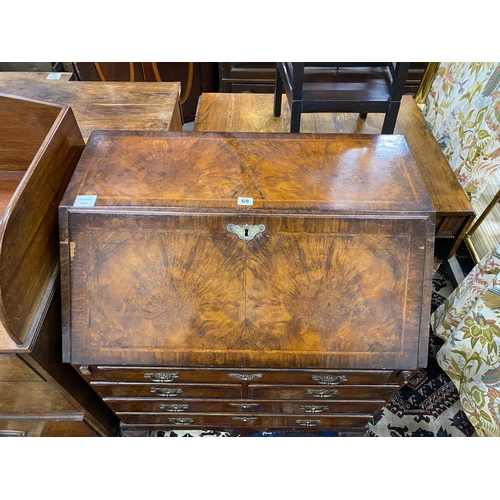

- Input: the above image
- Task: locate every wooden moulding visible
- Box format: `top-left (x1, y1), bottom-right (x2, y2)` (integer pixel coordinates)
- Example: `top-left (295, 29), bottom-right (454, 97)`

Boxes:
top-left (0, 93), bottom-right (85, 349)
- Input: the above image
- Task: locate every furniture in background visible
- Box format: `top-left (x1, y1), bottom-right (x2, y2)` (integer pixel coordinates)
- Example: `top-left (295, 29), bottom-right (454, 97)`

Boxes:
top-left (273, 63), bottom-right (411, 133)
top-left (419, 62), bottom-right (500, 264)
top-left (0, 93), bottom-right (118, 436)
top-left (219, 62), bottom-right (428, 96)
top-left (219, 62), bottom-right (277, 93)
top-left (194, 93), bottom-right (474, 260)
top-left (431, 240), bottom-right (500, 437)
top-left (0, 73), bottom-right (184, 436)
top-left (0, 73), bottom-right (183, 141)
top-left (74, 62), bottom-right (217, 122)
top-left (59, 130), bottom-right (435, 436)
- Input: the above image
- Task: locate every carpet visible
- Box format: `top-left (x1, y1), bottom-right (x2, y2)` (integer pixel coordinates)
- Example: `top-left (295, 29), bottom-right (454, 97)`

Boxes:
top-left (366, 264), bottom-right (476, 437)
top-left (149, 264), bottom-right (476, 437)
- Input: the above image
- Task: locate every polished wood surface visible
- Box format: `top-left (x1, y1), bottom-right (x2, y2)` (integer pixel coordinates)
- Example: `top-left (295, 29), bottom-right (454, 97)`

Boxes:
top-left (194, 93), bottom-right (474, 258)
top-left (0, 94), bottom-right (84, 347)
top-left (0, 420), bottom-right (100, 437)
top-left (0, 73), bottom-right (183, 141)
top-left (75, 62), bottom-right (216, 121)
top-left (61, 131), bottom-right (433, 433)
top-left (0, 93), bottom-right (118, 436)
top-left (60, 131), bottom-right (434, 369)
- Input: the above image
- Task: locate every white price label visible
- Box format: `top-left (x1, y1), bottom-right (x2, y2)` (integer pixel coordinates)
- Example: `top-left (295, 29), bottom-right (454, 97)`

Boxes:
top-left (46, 73), bottom-right (63, 80)
top-left (74, 195), bottom-right (97, 207)
top-left (237, 197), bottom-right (253, 206)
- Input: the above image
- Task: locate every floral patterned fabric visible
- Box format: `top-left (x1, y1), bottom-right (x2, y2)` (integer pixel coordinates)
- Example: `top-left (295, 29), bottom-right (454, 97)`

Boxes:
top-left (431, 243), bottom-right (500, 436)
top-left (422, 62), bottom-right (500, 436)
top-left (421, 62), bottom-right (500, 200)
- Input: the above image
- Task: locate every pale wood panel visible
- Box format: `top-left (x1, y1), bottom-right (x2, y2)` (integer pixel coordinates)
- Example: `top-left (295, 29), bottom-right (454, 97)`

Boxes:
top-left (0, 76), bottom-right (183, 140)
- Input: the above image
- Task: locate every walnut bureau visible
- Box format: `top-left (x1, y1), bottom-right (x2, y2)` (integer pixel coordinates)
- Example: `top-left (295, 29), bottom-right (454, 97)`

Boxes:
top-left (59, 131), bottom-right (435, 436)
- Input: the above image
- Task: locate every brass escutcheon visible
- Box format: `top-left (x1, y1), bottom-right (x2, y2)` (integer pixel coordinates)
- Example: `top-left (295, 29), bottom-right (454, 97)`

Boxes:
top-left (227, 224), bottom-right (265, 243)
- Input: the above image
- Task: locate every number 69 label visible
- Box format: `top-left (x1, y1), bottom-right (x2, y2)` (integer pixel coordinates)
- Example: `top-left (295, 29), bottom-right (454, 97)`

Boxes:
top-left (237, 197), bottom-right (254, 206)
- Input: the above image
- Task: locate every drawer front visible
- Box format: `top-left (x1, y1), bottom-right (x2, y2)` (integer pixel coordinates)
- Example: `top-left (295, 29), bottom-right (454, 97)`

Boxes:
top-left (90, 382), bottom-right (242, 399)
top-left (82, 365), bottom-right (397, 385)
top-left (248, 384), bottom-right (399, 400)
top-left (0, 382), bottom-right (81, 415)
top-left (0, 354), bottom-right (44, 382)
top-left (105, 398), bottom-right (385, 415)
top-left (116, 412), bottom-right (371, 429)
top-left (0, 420), bottom-right (100, 437)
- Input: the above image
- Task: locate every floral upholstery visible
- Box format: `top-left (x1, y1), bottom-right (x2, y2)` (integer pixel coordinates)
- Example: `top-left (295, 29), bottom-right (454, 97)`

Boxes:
top-left (431, 243), bottom-right (500, 436)
top-left (422, 63), bottom-right (500, 436)
top-left (421, 62), bottom-right (500, 201)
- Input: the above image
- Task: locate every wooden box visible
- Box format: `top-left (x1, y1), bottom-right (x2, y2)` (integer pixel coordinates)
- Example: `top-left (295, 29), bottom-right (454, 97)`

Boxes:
top-left (0, 93), bottom-right (84, 347)
top-left (59, 131), bottom-right (435, 434)
top-left (0, 94), bottom-right (118, 436)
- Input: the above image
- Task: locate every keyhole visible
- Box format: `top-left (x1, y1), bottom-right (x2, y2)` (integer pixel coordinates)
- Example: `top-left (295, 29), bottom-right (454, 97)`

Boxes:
top-left (244, 228), bottom-right (249, 237)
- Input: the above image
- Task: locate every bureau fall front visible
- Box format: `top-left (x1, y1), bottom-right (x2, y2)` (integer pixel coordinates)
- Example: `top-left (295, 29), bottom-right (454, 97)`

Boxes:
top-left (59, 131), bottom-right (435, 435)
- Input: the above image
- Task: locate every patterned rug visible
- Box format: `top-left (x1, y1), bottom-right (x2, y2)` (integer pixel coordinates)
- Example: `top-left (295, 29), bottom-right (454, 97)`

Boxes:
top-left (150, 265), bottom-right (476, 437)
top-left (366, 264), bottom-right (476, 437)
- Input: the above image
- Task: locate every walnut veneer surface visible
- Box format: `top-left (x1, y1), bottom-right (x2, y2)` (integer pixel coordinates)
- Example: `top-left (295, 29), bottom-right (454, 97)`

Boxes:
top-left (194, 93), bottom-right (474, 259)
top-left (0, 73), bottom-right (183, 141)
top-left (60, 131), bottom-right (435, 434)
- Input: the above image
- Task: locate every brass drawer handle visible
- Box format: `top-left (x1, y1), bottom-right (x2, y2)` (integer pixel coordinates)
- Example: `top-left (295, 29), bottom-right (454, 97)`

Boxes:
top-left (159, 404), bottom-right (189, 413)
top-left (150, 387), bottom-right (183, 397)
top-left (299, 405), bottom-right (330, 414)
top-left (306, 389), bottom-right (339, 398)
top-left (168, 418), bottom-right (194, 425)
top-left (0, 430), bottom-right (27, 437)
top-left (311, 375), bottom-right (347, 385)
top-left (227, 224), bottom-right (266, 243)
top-left (227, 373), bottom-right (263, 382)
top-left (228, 402), bottom-right (260, 409)
top-left (232, 416), bottom-right (258, 423)
top-left (144, 372), bottom-right (179, 383)
top-left (296, 419), bottom-right (322, 427)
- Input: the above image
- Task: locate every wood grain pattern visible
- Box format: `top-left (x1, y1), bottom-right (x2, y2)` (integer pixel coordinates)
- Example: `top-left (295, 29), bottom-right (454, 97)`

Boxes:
top-left (194, 93), bottom-right (474, 258)
top-left (60, 132), bottom-right (434, 370)
top-left (0, 420), bottom-right (100, 437)
top-left (0, 76), bottom-right (183, 141)
top-left (60, 131), bottom-right (432, 212)
top-left (0, 354), bottom-right (43, 382)
top-left (0, 94), bottom-right (119, 436)
top-left (0, 94), bottom-right (84, 346)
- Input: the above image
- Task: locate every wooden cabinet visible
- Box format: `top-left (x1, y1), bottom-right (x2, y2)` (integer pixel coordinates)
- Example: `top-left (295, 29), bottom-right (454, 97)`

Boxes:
top-left (74, 62), bottom-right (217, 122)
top-left (219, 62), bottom-right (429, 96)
top-left (60, 131), bottom-right (435, 435)
top-left (219, 62), bottom-right (277, 93)
top-left (0, 94), bottom-right (119, 436)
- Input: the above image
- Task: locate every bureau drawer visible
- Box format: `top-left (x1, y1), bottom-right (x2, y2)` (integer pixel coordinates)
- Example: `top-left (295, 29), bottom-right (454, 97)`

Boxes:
top-left (0, 382), bottom-right (82, 415)
top-left (90, 382), bottom-right (242, 399)
top-left (0, 420), bottom-right (100, 437)
top-left (116, 412), bottom-right (372, 429)
top-left (105, 398), bottom-right (385, 415)
top-left (82, 365), bottom-right (398, 385)
top-left (248, 384), bottom-right (399, 400)
top-left (0, 355), bottom-right (44, 382)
